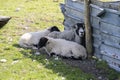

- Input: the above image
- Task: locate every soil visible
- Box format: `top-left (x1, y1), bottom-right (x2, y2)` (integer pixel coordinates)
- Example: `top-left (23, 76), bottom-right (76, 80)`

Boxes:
top-left (62, 58), bottom-right (109, 80)
top-left (34, 50), bottom-right (119, 80)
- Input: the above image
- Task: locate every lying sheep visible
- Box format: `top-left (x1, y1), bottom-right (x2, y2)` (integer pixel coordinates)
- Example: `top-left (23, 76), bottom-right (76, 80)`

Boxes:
top-left (48, 23), bottom-right (85, 46)
top-left (19, 26), bottom-right (60, 49)
top-left (37, 37), bottom-right (87, 60)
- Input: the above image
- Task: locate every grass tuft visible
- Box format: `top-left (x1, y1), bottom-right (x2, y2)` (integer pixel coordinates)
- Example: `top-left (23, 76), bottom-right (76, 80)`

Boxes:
top-left (96, 60), bottom-right (120, 80)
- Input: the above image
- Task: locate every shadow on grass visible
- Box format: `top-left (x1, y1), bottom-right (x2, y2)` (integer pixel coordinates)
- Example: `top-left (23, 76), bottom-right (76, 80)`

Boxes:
top-left (13, 44), bottom-right (94, 80)
top-left (13, 44), bottom-right (20, 48)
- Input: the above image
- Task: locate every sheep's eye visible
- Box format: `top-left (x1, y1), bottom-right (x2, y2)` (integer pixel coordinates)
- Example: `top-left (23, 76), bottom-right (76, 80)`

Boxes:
top-left (47, 42), bottom-right (50, 44)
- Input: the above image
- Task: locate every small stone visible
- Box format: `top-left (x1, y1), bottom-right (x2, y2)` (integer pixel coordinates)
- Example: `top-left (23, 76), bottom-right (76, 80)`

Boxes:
top-left (35, 52), bottom-right (40, 55)
top-left (8, 37), bottom-right (13, 42)
top-left (11, 60), bottom-right (19, 64)
top-left (62, 77), bottom-right (65, 80)
top-left (54, 64), bottom-right (57, 66)
top-left (15, 8), bottom-right (21, 12)
top-left (0, 59), bottom-right (7, 63)
top-left (32, 60), bottom-right (36, 62)
top-left (98, 76), bottom-right (102, 80)
top-left (92, 56), bottom-right (97, 59)
top-left (72, 0), bottom-right (77, 2)
top-left (24, 26), bottom-right (28, 30)
top-left (45, 59), bottom-right (48, 61)
top-left (46, 62), bottom-right (49, 65)
top-left (54, 56), bottom-right (59, 60)
top-left (98, 59), bottom-right (102, 61)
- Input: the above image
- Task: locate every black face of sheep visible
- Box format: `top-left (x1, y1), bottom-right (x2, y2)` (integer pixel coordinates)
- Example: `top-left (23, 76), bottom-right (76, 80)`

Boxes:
top-left (37, 37), bottom-right (48, 49)
top-left (49, 26), bottom-right (60, 32)
top-left (74, 23), bottom-right (85, 37)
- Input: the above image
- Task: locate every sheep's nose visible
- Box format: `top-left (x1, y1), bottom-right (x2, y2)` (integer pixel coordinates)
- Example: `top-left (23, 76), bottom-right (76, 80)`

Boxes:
top-left (80, 32), bottom-right (84, 36)
top-left (81, 32), bottom-right (84, 34)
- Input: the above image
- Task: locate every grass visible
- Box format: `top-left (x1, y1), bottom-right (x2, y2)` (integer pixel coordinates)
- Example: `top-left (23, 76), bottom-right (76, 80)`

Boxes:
top-left (0, 0), bottom-right (94, 80)
top-left (96, 60), bottom-right (120, 80)
top-left (0, 0), bottom-right (120, 80)
top-left (100, 0), bottom-right (120, 2)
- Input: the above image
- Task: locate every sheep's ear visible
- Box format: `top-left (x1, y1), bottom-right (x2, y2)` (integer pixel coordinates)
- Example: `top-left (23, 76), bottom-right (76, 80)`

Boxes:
top-left (75, 24), bottom-right (78, 29)
top-left (50, 26), bottom-right (60, 32)
top-left (72, 24), bottom-right (78, 29)
top-left (38, 37), bottom-right (48, 49)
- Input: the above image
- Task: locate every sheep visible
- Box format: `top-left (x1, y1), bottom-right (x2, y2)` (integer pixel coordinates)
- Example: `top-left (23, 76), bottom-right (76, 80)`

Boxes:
top-left (47, 23), bottom-right (85, 47)
top-left (37, 37), bottom-right (87, 60)
top-left (18, 26), bottom-right (60, 49)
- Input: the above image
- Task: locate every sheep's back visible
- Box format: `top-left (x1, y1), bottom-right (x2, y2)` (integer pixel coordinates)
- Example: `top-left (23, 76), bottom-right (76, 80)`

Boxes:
top-left (47, 31), bottom-right (60, 38)
top-left (59, 30), bottom-right (75, 41)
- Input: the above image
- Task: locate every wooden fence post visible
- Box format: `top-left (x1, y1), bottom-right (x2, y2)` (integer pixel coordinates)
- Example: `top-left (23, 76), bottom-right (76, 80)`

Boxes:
top-left (84, 0), bottom-right (93, 58)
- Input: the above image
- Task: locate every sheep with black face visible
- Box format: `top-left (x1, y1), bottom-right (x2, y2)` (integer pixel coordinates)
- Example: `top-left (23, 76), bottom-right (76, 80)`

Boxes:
top-left (37, 37), bottom-right (87, 60)
top-left (48, 23), bottom-right (85, 47)
top-left (19, 26), bottom-right (60, 49)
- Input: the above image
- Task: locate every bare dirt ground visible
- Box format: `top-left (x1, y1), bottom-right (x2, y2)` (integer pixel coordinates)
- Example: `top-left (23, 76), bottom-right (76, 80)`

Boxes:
top-left (32, 49), bottom-right (119, 80)
top-left (38, 48), bottom-right (119, 80)
top-left (61, 58), bottom-right (118, 80)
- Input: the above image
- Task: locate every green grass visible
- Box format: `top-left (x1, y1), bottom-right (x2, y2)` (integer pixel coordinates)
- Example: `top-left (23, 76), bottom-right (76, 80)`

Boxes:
top-left (0, 0), bottom-right (119, 80)
top-left (0, 0), bottom-right (94, 80)
top-left (96, 60), bottom-right (120, 80)
top-left (100, 0), bottom-right (119, 2)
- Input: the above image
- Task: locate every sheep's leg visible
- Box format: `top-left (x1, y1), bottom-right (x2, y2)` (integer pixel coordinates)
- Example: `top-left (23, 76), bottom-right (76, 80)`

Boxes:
top-left (31, 48), bottom-right (41, 55)
top-left (43, 47), bottom-right (50, 56)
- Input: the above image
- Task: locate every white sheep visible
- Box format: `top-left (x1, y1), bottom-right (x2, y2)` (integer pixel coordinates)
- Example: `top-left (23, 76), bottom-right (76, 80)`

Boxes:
top-left (19, 26), bottom-right (60, 49)
top-left (48, 23), bottom-right (85, 46)
top-left (37, 37), bottom-right (87, 60)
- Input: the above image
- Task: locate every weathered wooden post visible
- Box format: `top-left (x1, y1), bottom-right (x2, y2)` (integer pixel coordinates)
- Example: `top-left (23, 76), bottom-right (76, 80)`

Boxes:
top-left (84, 0), bottom-right (93, 58)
